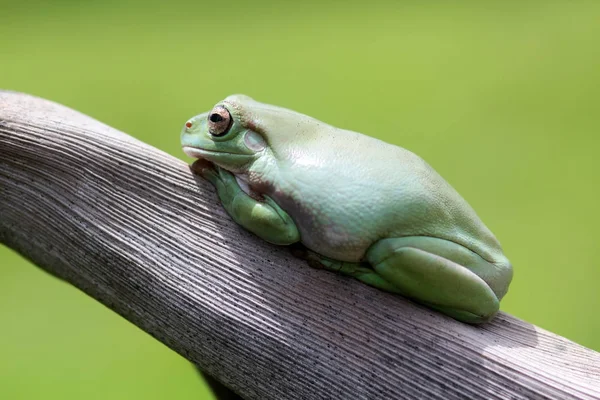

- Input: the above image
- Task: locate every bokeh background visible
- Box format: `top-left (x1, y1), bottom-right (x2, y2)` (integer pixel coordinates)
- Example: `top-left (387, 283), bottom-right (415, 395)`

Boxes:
top-left (1, 0), bottom-right (599, 398)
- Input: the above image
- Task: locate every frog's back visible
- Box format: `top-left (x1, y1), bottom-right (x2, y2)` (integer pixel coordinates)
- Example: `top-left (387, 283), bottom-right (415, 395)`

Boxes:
top-left (272, 126), bottom-right (506, 264)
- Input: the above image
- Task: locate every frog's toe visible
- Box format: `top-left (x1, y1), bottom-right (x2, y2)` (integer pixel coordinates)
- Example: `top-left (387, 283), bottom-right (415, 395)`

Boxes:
top-left (191, 159), bottom-right (219, 182)
top-left (425, 304), bottom-right (498, 324)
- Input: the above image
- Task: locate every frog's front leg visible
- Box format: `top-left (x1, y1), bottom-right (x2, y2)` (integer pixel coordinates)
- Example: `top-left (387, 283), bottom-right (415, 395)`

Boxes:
top-left (366, 237), bottom-right (512, 324)
top-left (194, 161), bottom-right (300, 245)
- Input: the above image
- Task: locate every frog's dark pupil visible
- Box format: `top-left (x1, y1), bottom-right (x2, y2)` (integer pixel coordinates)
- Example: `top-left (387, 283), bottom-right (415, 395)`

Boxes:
top-left (210, 113), bottom-right (224, 123)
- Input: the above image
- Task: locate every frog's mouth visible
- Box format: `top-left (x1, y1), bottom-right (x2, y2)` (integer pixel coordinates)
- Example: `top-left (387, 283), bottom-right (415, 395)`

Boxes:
top-left (183, 146), bottom-right (253, 162)
top-left (183, 146), bottom-right (256, 174)
top-left (183, 146), bottom-right (241, 158)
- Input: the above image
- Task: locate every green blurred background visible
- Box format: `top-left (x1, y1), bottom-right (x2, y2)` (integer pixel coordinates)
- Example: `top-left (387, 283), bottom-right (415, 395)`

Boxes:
top-left (1, 0), bottom-right (599, 398)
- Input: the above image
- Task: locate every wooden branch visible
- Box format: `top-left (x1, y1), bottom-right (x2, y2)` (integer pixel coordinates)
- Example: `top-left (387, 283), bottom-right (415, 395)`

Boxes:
top-left (1, 90), bottom-right (598, 400)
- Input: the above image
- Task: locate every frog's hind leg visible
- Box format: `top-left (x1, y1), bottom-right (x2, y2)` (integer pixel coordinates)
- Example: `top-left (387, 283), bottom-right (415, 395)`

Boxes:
top-left (290, 244), bottom-right (402, 293)
top-left (365, 237), bottom-right (512, 324)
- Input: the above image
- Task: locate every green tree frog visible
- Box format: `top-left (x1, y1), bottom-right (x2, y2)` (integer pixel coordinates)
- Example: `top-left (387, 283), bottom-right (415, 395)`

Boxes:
top-left (181, 95), bottom-right (513, 324)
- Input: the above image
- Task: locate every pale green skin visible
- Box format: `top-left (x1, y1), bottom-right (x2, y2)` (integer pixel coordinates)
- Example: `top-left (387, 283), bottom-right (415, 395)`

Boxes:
top-left (181, 95), bottom-right (513, 324)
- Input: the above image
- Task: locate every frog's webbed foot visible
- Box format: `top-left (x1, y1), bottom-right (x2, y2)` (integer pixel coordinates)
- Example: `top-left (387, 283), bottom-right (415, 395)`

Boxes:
top-left (191, 161), bottom-right (300, 245)
top-left (366, 237), bottom-right (512, 324)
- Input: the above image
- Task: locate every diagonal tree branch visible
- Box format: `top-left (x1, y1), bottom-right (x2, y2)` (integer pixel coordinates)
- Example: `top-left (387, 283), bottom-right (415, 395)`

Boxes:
top-left (1, 90), bottom-right (599, 400)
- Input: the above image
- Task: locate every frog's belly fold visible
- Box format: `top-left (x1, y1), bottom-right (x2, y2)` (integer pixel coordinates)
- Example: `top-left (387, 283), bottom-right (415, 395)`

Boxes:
top-left (281, 197), bottom-right (382, 262)
top-left (295, 216), bottom-right (373, 262)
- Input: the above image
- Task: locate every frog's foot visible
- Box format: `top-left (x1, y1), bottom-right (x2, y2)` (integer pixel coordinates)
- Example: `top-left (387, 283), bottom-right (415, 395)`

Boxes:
top-left (366, 237), bottom-right (512, 324)
top-left (291, 245), bottom-right (402, 293)
top-left (191, 158), bottom-right (217, 178)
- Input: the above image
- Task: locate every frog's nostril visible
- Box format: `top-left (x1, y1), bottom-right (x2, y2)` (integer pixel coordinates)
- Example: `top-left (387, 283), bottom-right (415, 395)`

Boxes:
top-left (185, 121), bottom-right (193, 129)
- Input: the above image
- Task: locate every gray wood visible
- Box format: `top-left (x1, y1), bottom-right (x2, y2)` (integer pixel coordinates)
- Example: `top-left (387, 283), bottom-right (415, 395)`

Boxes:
top-left (1, 90), bottom-right (599, 400)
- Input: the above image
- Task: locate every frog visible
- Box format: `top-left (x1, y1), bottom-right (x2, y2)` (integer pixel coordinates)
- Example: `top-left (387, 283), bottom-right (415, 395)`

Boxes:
top-left (181, 95), bottom-right (513, 324)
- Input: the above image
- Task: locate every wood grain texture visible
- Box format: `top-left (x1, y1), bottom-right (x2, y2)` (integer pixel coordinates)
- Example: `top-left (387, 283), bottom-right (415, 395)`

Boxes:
top-left (1, 90), bottom-right (599, 400)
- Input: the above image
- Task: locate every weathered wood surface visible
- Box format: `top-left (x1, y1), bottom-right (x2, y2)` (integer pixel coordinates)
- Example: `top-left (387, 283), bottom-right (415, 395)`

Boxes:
top-left (1, 90), bottom-right (599, 400)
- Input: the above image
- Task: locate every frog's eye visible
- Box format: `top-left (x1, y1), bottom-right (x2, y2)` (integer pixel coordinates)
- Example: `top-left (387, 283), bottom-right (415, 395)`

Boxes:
top-left (207, 106), bottom-right (233, 137)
